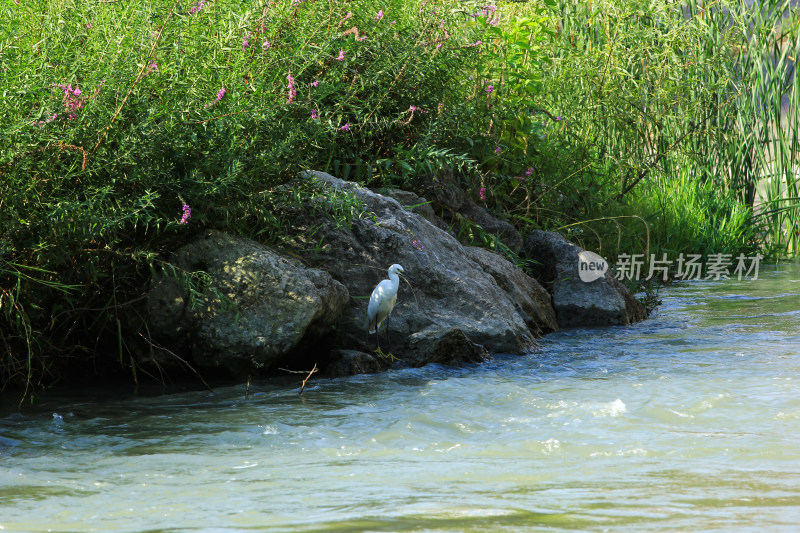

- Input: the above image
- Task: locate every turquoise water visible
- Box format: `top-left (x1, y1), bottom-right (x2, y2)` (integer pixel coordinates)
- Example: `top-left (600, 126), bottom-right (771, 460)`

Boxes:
top-left (1, 264), bottom-right (799, 532)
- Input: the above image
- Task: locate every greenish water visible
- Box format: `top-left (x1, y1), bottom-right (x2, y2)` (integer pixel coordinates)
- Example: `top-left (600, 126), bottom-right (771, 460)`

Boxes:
top-left (2, 265), bottom-right (800, 532)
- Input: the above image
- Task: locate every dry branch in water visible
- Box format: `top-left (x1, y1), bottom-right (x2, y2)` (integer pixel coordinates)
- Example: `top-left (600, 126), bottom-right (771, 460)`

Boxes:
top-left (279, 364), bottom-right (319, 394)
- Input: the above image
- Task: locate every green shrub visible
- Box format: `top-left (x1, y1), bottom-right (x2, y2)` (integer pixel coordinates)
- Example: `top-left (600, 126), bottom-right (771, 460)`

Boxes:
top-left (1, 0), bottom-right (795, 396)
top-left (0, 0), bottom-right (510, 393)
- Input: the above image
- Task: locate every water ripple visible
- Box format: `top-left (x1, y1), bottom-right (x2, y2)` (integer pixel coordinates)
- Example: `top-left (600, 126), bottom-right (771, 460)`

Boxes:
top-left (1, 264), bottom-right (800, 531)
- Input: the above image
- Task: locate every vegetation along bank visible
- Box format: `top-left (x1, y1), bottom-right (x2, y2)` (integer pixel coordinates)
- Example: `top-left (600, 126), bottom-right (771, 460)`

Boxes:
top-left (1, 0), bottom-right (798, 399)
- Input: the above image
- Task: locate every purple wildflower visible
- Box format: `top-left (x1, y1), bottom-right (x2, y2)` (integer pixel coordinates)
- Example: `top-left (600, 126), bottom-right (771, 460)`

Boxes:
top-left (189, 0), bottom-right (205, 15)
top-left (179, 204), bottom-right (192, 224)
top-left (339, 123), bottom-right (350, 132)
top-left (311, 80), bottom-right (319, 87)
top-left (86, 23), bottom-right (92, 29)
top-left (33, 113), bottom-right (58, 127)
top-left (486, 85), bottom-right (494, 95)
top-left (56, 84), bottom-right (86, 115)
top-left (242, 38), bottom-right (249, 50)
top-left (206, 86), bottom-right (226, 107)
top-left (311, 109), bottom-right (319, 120)
top-left (555, 115), bottom-right (564, 122)
top-left (335, 49), bottom-right (345, 61)
top-left (525, 167), bottom-right (533, 176)
top-left (358, 35), bottom-right (368, 41)
top-left (374, 9), bottom-right (384, 21)
top-left (286, 71), bottom-right (296, 103)
top-left (412, 239), bottom-right (425, 251)
top-left (262, 40), bottom-right (271, 49)
top-left (479, 187), bottom-right (486, 200)
top-left (494, 146), bottom-right (501, 155)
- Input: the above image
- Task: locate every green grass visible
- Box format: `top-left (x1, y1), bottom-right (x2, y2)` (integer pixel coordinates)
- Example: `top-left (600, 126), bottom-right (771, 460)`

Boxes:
top-left (526, 0), bottom-right (800, 260)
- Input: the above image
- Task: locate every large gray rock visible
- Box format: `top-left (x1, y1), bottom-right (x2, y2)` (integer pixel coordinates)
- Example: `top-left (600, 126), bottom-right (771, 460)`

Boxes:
top-left (463, 246), bottom-right (558, 336)
top-left (404, 327), bottom-right (490, 367)
top-left (147, 231), bottom-right (349, 375)
top-left (384, 189), bottom-right (451, 234)
top-left (287, 171), bottom-right (556, 363)
top-left (522, 230), bottom-right (647, 327)
top-left (326, 350), bottom-right (390, 377)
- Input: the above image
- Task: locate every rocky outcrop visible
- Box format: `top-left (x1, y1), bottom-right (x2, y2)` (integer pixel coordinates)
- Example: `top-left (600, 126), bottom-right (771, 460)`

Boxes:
top-left (144, 172), bottom-right (648, 381)
top-left (404, 327), bottom-right (490, 367)
top-left (463, 246), bottom-right (558, 336)
top-left (384, 189), bottom-right (451, 234)
top-left (284, 171), bottom-right (552, 363)
top-left (522, 230), bottom-right (647, 327)
top-left (147, 231), bottom-right (349, 375)
top-left (326, 350), bottom-right (390, 377)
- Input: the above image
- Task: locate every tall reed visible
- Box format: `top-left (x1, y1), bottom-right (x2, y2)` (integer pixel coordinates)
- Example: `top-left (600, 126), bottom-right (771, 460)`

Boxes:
top-left (525, 0), bottom-right (799, 258)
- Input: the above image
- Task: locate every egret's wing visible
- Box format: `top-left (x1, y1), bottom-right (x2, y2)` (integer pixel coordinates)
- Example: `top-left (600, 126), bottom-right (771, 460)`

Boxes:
top-left (374, 293), bottom-right (397, 328)
top-left (366, 281), bottom-right (385, 333)
top-left (366, 280), bottom-right (393, 333)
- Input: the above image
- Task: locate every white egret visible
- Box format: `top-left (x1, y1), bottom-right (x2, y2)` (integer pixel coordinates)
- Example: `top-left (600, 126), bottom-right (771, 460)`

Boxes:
top-left (366, 263), bottom-right (406, 352)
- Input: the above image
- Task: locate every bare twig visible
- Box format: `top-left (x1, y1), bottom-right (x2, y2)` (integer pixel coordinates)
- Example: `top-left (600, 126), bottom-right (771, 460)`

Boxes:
top-left (279, 364), bottom-right (319, 394)
top-left (0, 32), bottom-right (25, 57)
top-left (54, 143), bottom-right (88, 170)
top-left (300, 363), bottom-right (318, 394)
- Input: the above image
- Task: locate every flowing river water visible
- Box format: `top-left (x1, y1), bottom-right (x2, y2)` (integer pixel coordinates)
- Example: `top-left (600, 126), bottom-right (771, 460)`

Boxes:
top-left (1, 264), bottom-right (799, 532)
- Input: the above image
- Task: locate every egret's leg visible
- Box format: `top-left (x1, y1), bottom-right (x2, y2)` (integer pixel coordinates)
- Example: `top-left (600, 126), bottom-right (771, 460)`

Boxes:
top-left (385, 314), bottom-right (391, 353)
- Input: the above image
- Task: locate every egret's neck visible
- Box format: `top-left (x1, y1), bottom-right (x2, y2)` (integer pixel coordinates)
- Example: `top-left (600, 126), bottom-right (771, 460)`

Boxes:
top-left (388, 271), bottom-right (400, 288)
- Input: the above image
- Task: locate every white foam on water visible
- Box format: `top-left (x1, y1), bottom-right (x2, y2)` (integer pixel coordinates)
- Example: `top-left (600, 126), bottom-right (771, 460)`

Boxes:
top-left (592, 398), bottom-right (627, 417)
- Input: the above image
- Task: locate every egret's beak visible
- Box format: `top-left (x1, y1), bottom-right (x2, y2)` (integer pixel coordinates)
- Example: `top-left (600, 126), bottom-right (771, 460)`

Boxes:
top-left (400, 272), bottom-right (415, 284)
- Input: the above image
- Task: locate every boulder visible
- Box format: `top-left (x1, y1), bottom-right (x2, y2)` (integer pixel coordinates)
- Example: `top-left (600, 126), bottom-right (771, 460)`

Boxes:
top-left (147, 230), bottom-right (349, 376)
top-left (144, 174), bottom-right (568, 379)
top-left (463, 246), bottom-right (558, 336)
top-left (404, 327), bottom-right (490, 367)
top-left (460, 200), bottom-right (524, 252)
top-left (522, 230), bottom-right (647, 327)
top-left (384, 189), bottom-right (451, 234)
top-left (326, 350), bottom-right (390, 377)
top-left (286, 171), bottom-right (555, 363)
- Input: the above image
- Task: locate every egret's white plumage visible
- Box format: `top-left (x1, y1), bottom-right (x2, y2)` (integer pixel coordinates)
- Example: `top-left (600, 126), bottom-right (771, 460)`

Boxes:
top-left (367, 264), bottom-right (404, 338)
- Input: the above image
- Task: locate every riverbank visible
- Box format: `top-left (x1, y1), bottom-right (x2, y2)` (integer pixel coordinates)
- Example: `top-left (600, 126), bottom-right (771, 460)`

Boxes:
top-left (1, 0), bottom-right (797, 397)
